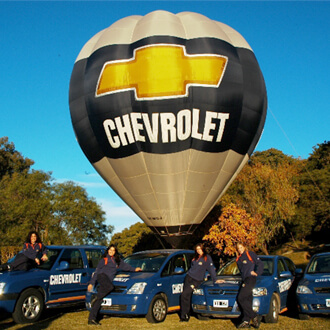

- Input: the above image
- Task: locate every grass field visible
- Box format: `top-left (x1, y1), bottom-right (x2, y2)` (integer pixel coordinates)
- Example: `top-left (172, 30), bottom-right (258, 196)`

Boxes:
top-left (0, 308), bottom-right (329, 330)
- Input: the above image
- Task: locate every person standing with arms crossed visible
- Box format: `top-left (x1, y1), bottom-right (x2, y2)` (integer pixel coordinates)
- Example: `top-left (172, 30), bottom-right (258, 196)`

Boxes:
top-left (87, 244), bottom-right (141, 325)
top-left (236, 242), bottom-right (264, 329)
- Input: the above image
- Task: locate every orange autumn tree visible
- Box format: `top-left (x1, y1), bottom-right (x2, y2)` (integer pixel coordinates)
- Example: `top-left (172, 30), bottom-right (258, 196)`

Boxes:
top-left (220, 158), bottom-right (299, 254)
top-left (203, 203), bottom-right (264, 257)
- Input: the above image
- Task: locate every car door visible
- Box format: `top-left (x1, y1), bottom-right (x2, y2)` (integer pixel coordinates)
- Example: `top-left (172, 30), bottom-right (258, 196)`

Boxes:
top-left (283, 257), bottom-right (296, 276)
top-left (161, 253), bottom-right (188, 309)
top-left (276, 258), bottom-right (293, 309)
top-left (48, 248), bottom-right (88, 305)
top-left (283, 256), bottom-right (299, 309)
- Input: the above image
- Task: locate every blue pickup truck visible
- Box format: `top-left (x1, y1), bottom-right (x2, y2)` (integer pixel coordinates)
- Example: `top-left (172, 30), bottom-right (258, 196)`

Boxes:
top-left (0, 245), bottom-right (105, 323)
top-left (86, 249), bottom-right (194, 323)
top-left (192, 255), bottom-right (300, 323)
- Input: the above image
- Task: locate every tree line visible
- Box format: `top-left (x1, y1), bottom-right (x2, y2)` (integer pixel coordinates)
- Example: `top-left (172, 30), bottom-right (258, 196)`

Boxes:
top-left (1, 136), bottom-right (329, 262)
top-left (0, 137), bottom-right (113, 253)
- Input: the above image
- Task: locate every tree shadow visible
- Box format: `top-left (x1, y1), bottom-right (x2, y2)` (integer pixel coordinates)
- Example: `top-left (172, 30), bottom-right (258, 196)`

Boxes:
top-left (0, 305), bottom-right (86, 329)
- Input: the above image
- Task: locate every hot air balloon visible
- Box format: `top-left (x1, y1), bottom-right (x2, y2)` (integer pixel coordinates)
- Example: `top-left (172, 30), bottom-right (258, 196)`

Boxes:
top-left (69, 11), bottom-right (267, 247)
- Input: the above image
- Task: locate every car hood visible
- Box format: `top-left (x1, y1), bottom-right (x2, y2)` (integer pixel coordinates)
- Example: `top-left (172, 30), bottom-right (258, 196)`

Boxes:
top-left (201, 276), bottom-right (242, 288)
top-left (0, 271), bottom-right (10, 280)
top-left (112, 271), bottom-right (155, 285)
top-left (0, 268), bottom-right (49, 286)
top-left (201, 276), bottom-right (267, 288)
top-left (299, 273), bottom-right (330, 287)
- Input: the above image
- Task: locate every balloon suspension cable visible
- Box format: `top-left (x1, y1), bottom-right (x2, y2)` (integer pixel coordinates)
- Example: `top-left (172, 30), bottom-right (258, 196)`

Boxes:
top-left (269, 107), bottom-right (327, 203)
top-left (153, 233), bottom-right (166, 249)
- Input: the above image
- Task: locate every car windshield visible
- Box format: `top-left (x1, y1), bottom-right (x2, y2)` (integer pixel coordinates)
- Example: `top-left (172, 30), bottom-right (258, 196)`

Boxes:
top-left (37, 249), bottom-right (61, 270)
top-left (307, 255), bottom-right (330, 274)
top-left (217, 260), bottom-right (240, 276)
top-left (217, 257), bottom-right (274, 276)
top-left (124, 253), bottom-right (169, 272)
top-left (7, 248), bottom-right (61, 271)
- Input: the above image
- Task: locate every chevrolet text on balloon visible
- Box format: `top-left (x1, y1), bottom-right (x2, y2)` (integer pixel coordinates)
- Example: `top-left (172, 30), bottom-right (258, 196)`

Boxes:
top-left (103, 108), bottom-right (230, 148)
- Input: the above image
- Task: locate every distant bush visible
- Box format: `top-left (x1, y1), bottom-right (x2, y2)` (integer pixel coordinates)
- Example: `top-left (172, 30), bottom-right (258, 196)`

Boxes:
top-left (0, 246), bottom-right (20, 264)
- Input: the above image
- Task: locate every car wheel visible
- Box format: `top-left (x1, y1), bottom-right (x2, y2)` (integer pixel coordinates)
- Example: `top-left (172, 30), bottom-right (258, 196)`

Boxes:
top-left (12, 288), bottom-right (44, 324)
top-left (146, 294), bottom-right (167, 323)
top-left (298, 313), bottom-right (310, 320)
top-left (196, 314), bottom-right (210, 321)
top-left (264, 293), bottom-right (280, 323)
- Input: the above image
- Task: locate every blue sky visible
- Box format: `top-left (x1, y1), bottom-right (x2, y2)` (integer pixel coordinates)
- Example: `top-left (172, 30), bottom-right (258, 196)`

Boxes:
top-left (1, 1), bottom-right (329, 234)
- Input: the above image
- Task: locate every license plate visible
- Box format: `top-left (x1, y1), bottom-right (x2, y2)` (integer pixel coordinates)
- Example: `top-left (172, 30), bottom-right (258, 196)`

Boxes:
top-left (326, 299), bottom-right (330, 307)
top-left (102, 298), bottom-right (112, 306)
top-left (213, 300), bottom-right (228, 308)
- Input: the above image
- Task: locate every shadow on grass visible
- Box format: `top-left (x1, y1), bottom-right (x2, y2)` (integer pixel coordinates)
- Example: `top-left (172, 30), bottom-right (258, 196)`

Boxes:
top-left (0, 305), bottom-right (86, 329)
top-left (190, 312), bottom-right (239, 327)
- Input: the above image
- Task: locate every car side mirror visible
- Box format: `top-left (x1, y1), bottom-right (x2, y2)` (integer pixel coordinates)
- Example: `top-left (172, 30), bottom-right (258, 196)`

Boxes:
top-left (57, 261), bottom-right (69, 271)
top-left (295, 268), bottom-right (303, 276)
top-left (173, 266), bottom-right (184, 274)
top-left (279, 270), bottom-right (292, 278)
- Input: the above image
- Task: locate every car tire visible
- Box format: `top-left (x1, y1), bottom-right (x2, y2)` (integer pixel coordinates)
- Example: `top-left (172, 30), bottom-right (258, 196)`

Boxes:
top-left (264, 293), bottom-right (280, 323)
top-left (12, 288), bottom-right (44, 324)
top-left (298, 313), bottom-right (310, 320)
top-left (146, 294), bottom-right (167, 323)
top-left (196, 314), bottom-right (210, 321)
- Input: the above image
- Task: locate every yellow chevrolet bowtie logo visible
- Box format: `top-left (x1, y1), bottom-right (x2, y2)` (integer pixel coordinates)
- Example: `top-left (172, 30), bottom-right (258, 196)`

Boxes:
top-left (96, 44), bottom-right (228, 100)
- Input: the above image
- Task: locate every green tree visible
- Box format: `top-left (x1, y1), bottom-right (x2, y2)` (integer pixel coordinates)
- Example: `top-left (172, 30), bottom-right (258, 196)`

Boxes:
top-left (292, 141), bottom-right (330, 239)
top-left (50, 181), bottom-right (113, 245)
top-left (0, 137), bottom-right (34, 179)
top-left (0, 137), bottom-right (113, 246)
top-left (250, 148), bottom-right (299, 167)
top-left (0, 170), bottom-right (52, 245)
top-left (221, 150), bottom-right (299, 254)
top-left (306, 141), bottom-right (330, 170)
top-left (111, 222), bottom-right (163, 257)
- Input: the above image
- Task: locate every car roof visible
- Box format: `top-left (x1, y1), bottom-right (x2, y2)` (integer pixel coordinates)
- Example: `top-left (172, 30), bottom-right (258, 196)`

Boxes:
top-left (260, 255), bottom-right (282, 258)
top-left (228, 255), bottom-right (293, 262)
top-left (46, 245), bottom-right (106, 249)
top-left (232, 255), bottom-right (281, 259)
top-left (310, 252), bottom-right (330, 258)
top-left (261, 255), bottom-right (295, 260)
top-left (131, 249), bottom-right (194, 254)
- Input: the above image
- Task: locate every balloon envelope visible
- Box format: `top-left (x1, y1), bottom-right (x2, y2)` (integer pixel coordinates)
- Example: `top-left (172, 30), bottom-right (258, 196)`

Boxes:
top-left (69, 11), bottom-right (267, 247)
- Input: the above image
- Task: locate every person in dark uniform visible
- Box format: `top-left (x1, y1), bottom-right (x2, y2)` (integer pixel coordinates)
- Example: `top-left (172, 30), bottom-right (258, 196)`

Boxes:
top-left (0, 230), bottom-right (48, 272)
top-left (179, 243), bottom-right (221, 322)
top-left (87, 244), bottom-right (141, 325)
top-left (236, 242), bottom-right (264, 329)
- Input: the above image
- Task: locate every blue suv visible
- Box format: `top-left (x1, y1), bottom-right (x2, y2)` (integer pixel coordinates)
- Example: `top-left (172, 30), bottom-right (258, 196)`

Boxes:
top-left (192, 255), bottom-right (300, 323)
top-left (296, 252), bottom-right (330, 319)
top-left (86, 249), bottom-right (194, 323)
top-left (0, 245), bottom-right (105, 323)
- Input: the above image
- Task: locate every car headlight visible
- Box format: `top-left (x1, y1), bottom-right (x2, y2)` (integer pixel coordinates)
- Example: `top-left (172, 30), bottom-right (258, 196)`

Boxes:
top-left (253, 287), bottom-right (267, 296)
top-left (296, 285), bottom-right (312, 294)
top-left (193, 288), bottom-right (204, 295)
top-left (127, 282), bottom-right (147, 294)
top-left (0, 283), bottom-right (5, 295)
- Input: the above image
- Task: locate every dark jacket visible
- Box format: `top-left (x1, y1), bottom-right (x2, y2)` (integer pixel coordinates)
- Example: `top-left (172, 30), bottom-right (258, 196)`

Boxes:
top-left (188, 254), bottom-right (217, 283)
top-left (90, 255), bottom-right (135, 285)
top-left (22, 243), bottom-right (48, 260)
top-left (236, 250), bottom-right (264, 281)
